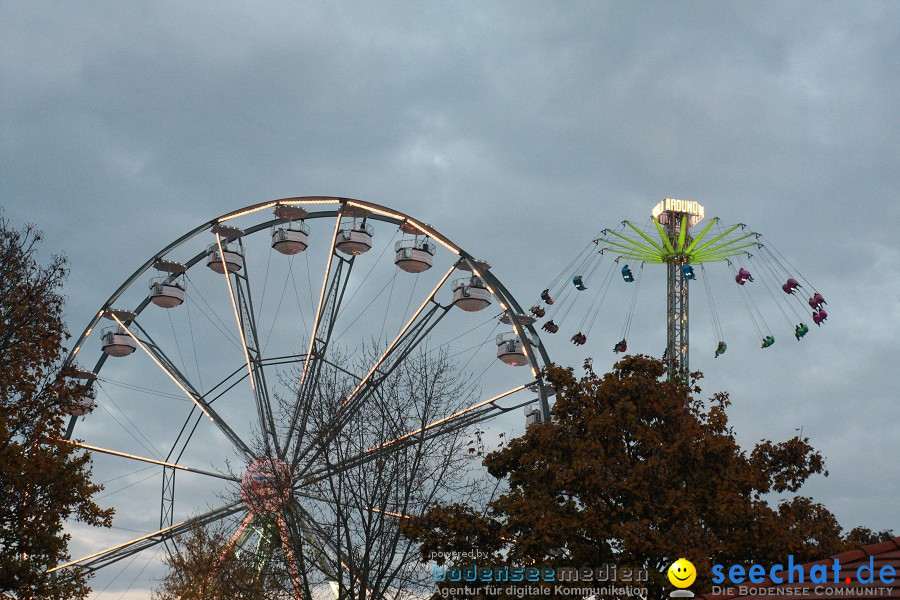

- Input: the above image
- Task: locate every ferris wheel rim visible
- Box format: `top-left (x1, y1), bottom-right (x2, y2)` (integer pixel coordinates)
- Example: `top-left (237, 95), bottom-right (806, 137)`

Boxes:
top-left (64, 196), bottom-right (549, 379)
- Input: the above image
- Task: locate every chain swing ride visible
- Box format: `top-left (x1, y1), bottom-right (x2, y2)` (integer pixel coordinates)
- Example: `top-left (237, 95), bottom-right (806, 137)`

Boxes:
top-left (532, 198), bottom-right (828, 380)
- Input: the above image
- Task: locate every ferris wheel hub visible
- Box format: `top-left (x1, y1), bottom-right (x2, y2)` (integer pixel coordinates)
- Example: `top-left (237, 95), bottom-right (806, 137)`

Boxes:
top-left (241, 457), bottom-right (293, 515)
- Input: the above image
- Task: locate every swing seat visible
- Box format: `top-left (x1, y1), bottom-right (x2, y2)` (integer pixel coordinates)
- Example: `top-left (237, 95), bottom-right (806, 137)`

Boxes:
top-left (570, 332), bottom-right (587, 345)
top-left (794, 323), bottom-right (809, 339)
top-left (812, 309), bottom-right (827, 326)
top-left (682, 265), bottom-right (696, 280)
top-left (572, 276), bottom-right (587, 290)
top-left (540, 289), bottom-right (555, 305)
top-left (781, 277), bottom-right (800, 294)
top-left (542, 320), bottom-right (559, 334)
top-left (613, 339), bottom-right (627, 353)
top-left (714, 342), bottom-right (727, 358)
top-left (782, 278), bottom-right (800, 294)
top-left (761, 335), bottom-right (775, 348)
top-left (808, 293), bottom-right (826, 310)
top-left (529, 305), bottom-right (546, 318)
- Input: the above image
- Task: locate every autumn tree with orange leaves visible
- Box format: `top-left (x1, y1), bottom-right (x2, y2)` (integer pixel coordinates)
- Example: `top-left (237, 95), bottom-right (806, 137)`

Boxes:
top-left (402, 356), bottom-right (890, 598)
top-left (0, 213), bottom-right (113, 598)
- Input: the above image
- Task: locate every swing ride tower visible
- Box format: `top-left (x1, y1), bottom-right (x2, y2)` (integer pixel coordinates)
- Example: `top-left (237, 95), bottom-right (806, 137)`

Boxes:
top-left (658, 200), bottom-right (698, 380)
top-left (597, 199), bottom-right (758, 381)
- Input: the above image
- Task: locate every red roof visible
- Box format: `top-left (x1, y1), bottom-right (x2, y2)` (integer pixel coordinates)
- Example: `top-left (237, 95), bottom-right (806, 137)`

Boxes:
top-left (700, 537), bottom-right (900, 600)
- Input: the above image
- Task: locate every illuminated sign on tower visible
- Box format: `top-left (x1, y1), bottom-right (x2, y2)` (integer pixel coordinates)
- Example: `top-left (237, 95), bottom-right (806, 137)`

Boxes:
top-left (652, 198), bottom-right (705, 227)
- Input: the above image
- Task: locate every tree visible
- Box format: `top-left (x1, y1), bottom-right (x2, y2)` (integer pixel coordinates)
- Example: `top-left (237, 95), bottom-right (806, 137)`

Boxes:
top-left (300, 346), bottom-right (483, 599)
top-left (401, 356), bottom-right (886, 597)
top-left (152, 522), bottom-right (291, 600)
top-left (0, 213), bottom-right (113, 597)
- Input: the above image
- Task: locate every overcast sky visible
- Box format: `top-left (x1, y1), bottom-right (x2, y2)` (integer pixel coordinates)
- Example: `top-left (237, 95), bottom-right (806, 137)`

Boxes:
top-left (2, 2), bottom-right (899, 598)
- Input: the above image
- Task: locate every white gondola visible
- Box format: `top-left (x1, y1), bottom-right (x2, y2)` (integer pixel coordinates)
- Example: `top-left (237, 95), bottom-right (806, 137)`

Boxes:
top-left (149, 276), bottom-right (186, 308)
top-left (67, 386), bottom-right (97, 416)
top-left (206, 243), bottom-right (244, 274)
top-left (272, 222), bottom-right (310, 255)
top-left (496, 331), bottom-right (528, 366)
top-left (394, 238), bottom-right (436, 273)
top-left (336, 221), bottom-right (374, 256)
top-left (451, 276), bottom-right (492, 312)
top-left (101, 326), bottom-right (137, 357)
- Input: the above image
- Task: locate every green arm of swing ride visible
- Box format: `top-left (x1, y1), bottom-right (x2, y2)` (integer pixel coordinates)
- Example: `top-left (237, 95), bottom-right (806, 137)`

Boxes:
top-left (625, 220), bottom-right (668, 254)
top-left (602, 233), bottom-right (661, 259)
top-left (676, 214), bottom-right (688, 253)
top-left (682, 216), bottom-right (719, 255)
top-left (652, 217), bottom-right (677, 255)
top-left (617, 253), bottom-right (662, 263)
top-left (695, 242), bottom-right (758, 261)
top-left (694, 233), bottom-right (756, 259)
top-left (598, 246), bottom-right (662, 263)
top-left (689, 222), bottom-right (744, 256)
top-left (607, 225), bottom-right (665, 257)
top-left (696, 244), bottom-right (755, 260)
top-left (603, 236), bottom-right (661, 258)
top-left (694, 242), bottom-right (759, 262)
top-left (606, 245), bottom-right (662, 261)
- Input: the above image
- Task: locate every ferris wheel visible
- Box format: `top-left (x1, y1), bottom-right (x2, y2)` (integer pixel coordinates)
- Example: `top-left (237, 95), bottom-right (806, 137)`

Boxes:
top-left (53, 197), bottom-right (552, 596)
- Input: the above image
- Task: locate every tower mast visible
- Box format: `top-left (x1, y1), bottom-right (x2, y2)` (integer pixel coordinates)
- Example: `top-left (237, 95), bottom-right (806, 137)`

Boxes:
top-left (653, 199), bottom-right (704, 381)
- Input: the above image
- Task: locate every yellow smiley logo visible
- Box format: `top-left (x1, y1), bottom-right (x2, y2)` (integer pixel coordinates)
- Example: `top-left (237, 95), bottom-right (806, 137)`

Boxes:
top-left (668, 558), bottom-right (697, 588)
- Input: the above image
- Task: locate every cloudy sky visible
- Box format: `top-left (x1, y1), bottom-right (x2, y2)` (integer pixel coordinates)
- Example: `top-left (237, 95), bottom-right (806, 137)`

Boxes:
top-left (3, 2), bottom-right (899, 598)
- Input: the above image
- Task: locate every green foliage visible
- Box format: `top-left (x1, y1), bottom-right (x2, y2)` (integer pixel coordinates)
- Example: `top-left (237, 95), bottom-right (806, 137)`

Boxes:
top-left (402, 356), bottom-right (884, 598)
top-left (0, 213), bottom-right (113, 597)
top-left (151, 523), bottom-right (290, 599)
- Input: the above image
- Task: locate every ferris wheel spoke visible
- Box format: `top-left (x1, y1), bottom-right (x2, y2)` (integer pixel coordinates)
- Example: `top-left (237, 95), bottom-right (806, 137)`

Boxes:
top-left (215, 233), bottom-right (281, 459)
top-left (294, 489), bottom-right (413, 521)
top-left (213, 511), bottom-right (256, 568)
top-left (291, 303), bottom-right (449, 472)
top-left (290, 500), bottom-right (371, 595)
top-left (341, 264), bottom-right (457, 411)
top-left (283, 503), bottom-right (335, 586)
top-left (162, 359), bottom-right (260, 483)
top-left (113, 316), bottom-right (256, 461)
top-left (292, 265), bottom-right (457, 472)
top-left (56, 439), bottom-right (239, 482)
top-left (285, 210), bottom-right (356, 451)
top-left (285, 254), bottom-right (358, 455)
top-left (274, 513), bottom-right (304, 599)
top-left (300, 384), bottom-right (533, 484)
top-left (49, 500), bottom-right (245, 573)
top-left (255, 352), bottom-right (364, 382)
top-left (162, 361), bottom-right (251, 468)
top-left (201, 513), bottom-right (284, 592)
top-left (296, 211), bottom-right (344, 394)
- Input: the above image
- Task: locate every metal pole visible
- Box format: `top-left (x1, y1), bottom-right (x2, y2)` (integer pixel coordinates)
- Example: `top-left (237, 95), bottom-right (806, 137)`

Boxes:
top-left (664, 214), bottom-right (690, 381)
